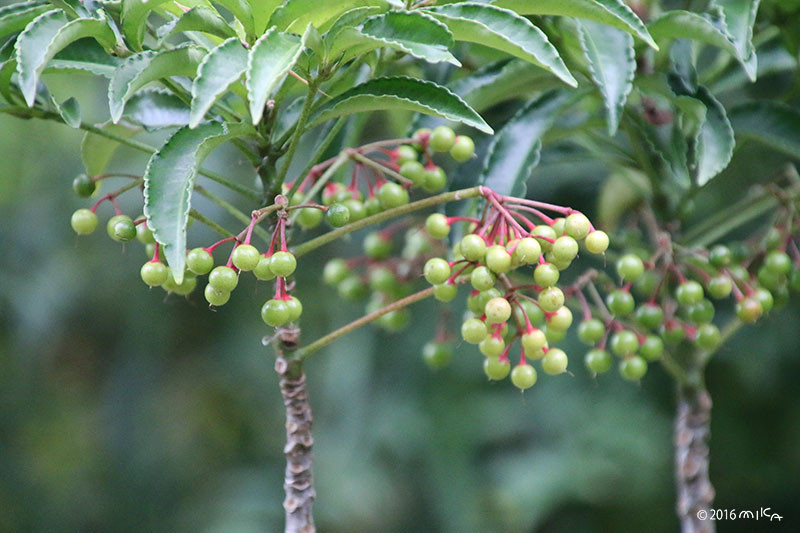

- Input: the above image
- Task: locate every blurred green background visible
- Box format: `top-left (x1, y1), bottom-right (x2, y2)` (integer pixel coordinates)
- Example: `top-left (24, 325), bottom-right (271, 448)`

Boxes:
top-left (1, 69), bottom-right (799, 533)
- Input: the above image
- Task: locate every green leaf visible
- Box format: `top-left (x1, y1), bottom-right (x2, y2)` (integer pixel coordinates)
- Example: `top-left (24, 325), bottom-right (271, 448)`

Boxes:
top-left (190, 37), bottom-right (248, 128)
top-left (0, 1), bottom-right (51, 40)
top-left (213, 0), bottom-right (254, 38)
top-left (167, 5), bottom-right (238, 41)
top-left (269, 0), bottom-right (387, 33)
top-left (248, 0), bottom-right (282, 35)
top-left (425, 3), bottom-right (576, 86)
top-left (109, 45), bottom-right (207, 123)
top-left (324, 5), bottom-right (388, 52)
top-left (492, 0), bottom-right (657, 49)
top-left (48, 38), bottom-right (122, 77)
top-left (729, 101), bottom-right (800, 159)
top-left (577, 19), bottom-right (634, 134)
top-left (121, 0), bottom-right (172, 51)
top-left (450, 59), bottom-right (560, 112)
top-left (53, 95), bottom-right (80, 128)
top-left (711, 0), bottom-right (760, 80)
top-left (125, 89), bottom-right (190, 130)
top-left (308, 76), bottom-right (493, 134)
top-left (246, 28), bottom-right (303, 124)
top-left (143, 122), bottom-right (250, 283)
top-left (81, 121), bottom-right (141, 176)
top-left (15, 11), bottom-right (117, 106)
top-left (479, 90), bottom-right (577, 196)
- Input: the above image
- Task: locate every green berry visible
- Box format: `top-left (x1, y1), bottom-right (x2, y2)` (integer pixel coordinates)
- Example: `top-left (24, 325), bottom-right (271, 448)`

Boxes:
top-left (606, 290), bottom-right (635, 316)
top-left (565, 213), bottom-right (591, 240)
top-left (377, 308), bottom-right (411, 332)
top-left (187, 248), bottom-right (214, 275)
top-left (533, 225), bottom-right (557, 251)
top-left (140, 261), bottom-right (169, 287)
top-left (71, 208), bottom-right (98, 235)
top-left (232, 244), bottom-right (261, 271)
top-left (616, 254), bottom-right (644, 282)
top-left (208, 266), bottom-right (238, 292)
top-left (461, 234), bottom-right (487, 262)
top-left (285, 296), bottom-right (303, 322)
top-left (204, 285), bottom-right (230, 306)
top-left (660, 321), bottom-right (686, 344)
top-left (484, 357), bottom-right (510, 380)
top-left (400, 160), bottom-right (425, 185)
top-left (485, 245), bottom-right (512, 274)
top-left (424, 258), bottom-right (451, 285)
top-left (364, 196), bottom-right (382, 216)
top-left (145, 243), bottom-right (165, 263)
top-left (517, 299), bottom-right (544, 326)
top-left (551, 218), bottom-right (566, 236)
top-left (764, 250), bottom-right (792, 276)
top-left (377, 182), bottom-right (409, 209)
top-left (449, 135), bottom-right (474, 162)
top-left (369, 267), bottom-right (397, 293)
top-left (708, 245), bottom-right (732, 268)
top-left (342, 199), bottom-right (367, 223)
top-left (736, 297), bottom-right (763, 323)
top-left (72, 173), bottom-right (96, 197)
top-left (619, 356), bottom-right (647, 381)
top-left (551, 236), bottom-right (579, 263)
top-left (764, 227), bottom-right (782, 250)
top-left (170, 272), bottom-right (197, 296)
top-left (585, 348), bottom-right (613, 374)
top-left (423, 342), bottom-right (452, 369)
top-left (547, 306), bottom-right (573, 331)
top-left (326, 203), bottom-right (350, 227)
top-left (542, 348), bottom-right (568, 375)
top-left (521, 328), bottom-right (547, 354)
top-left (470, 266), bottom-right (495, 291)
top-left (323, 258), bottom-right (350, 286)
top-left (485, 297), bottom-right (512, 325)
top-left (395, 145), bottom-right (418, 166)
top-left (253, 256), bottom-right (275, 281)
top-left (534, 263), bottom-right (559, 287)
top-left (633, 270), bottom-right (660, 298)
top-left (270, 251), bottom-right (297, 277)
top-left (578, 319), bottom-right (605, 345)
top-left (425, 213), bottom-right (450, 239)
top-left (462, 318), bottom-right (488, 344)
top-left (676, 280), bottom-right (704, 307)
top-left (106, 215), bottom-right (136, 242)
top-left (433, 283), bottom-right (458, 302)
top-left (757, 267), bottom-right (783, 291)
top-left (639, 336), bottom-right (664, 361)
top-left (687, 299), bottom-right (715, 324)
top-left (512, 238), bottom-right (542, 265)
top-left (584, 230), bottom-right (609, 254)
top-left (429, 126), bottom-right (456, 152)
top-left (479, 335), bottom-right (505, 357)
top-left (707, 275), bottom-right (733, 299)
top-left (635, 303), bottom-right (664, 330)
top-left (695, 323), bottom-right (721, 350)
top-left (136, 222), bottom-right (155, 245)
top-left (511, 363), bottom-right (538, 389)
top-left (543, 325), bottom-right (566, 344)
top-left (338, 275), bottom-right (368, 301)
top-left (364, 232), bottom-right (393, 260)
top-left (610, 330), bottom-right (639, 356)
top-left (538, 287), bottom-right (564, 313)
top-left (422, 166), bottom-right (447, 193)
top-left (262, 299), bottom-right (291, 327)
top-left (753, 288), bottom-right (774, 313)
top-left (296, 207), bottom-right (324, 229)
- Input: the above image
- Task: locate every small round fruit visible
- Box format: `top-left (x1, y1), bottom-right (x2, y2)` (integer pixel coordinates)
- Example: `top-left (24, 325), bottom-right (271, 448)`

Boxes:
top-left (71, 208), bottom-right (98, 235)
top-left (187, 248), bottom-right (214, 275)
top-left (584, 230), bottom-right (609, 254)
top-left (232, 244), bottom-right (261, 271)
top-left (511, 364), bottom-right (538, 390)
top-left (616, 254), bottom-right (644, 282)
top-left (400, 160), bottom-right (425, 185)
top-left (470, 266), bottom-right (495, 291)
top-left (533, 225), bottom-right (557, 251)
top-left (544, 325), bottom-right (566, 344)
top-left (364, 196), bottom-right (382, 216)
top-left (429, 126), bottom-right (456, 152)
top-left (377, 182), bottom-right (409, 209)
top-left (171, 274), bottom-right (197, 296)
top-left (639, 336), bottom-right (664, 361)
top-left (513, 238), bottom-right (542, 265)
top-left (764, 250), bottom-right (792, 276)
top-left (521, 328), bottom-right (547, 354)
top-left (619, 356), bottom-right (647, 381)
top-left (326, 203), bottom-right (350, 227)
top-left (753, 288), bottom-right (774, 313)
top-left (462, 318), bottom-right (488, 344)
top-left (484, 357), bottom-right (510, 380)
top-left (578, 319), bottom-right (606, 345)
top-left (106, 215), bottom-right (136, 242)
top-left (676, 280), bottom-right (704, 307)
top-left (395, 145), bottom-right (418, 165)
top-left (479, 335), bottom-right (505, 357)
top-left (542, 348), bottom-right (568, 375)
top-left (422, 166), bottom-right (447, 193)
top-left (534, 263), bottom-right (559, 287)
top-left (790, 268), bottom-right (800, 292)
top-left (364, 232), bottom-right (393, 260)
top-left (695, 323), bottom-right (721, 350)
top-left (296, 207), bottom-right (324, 229)
top-left (585, 348), bottom-right (613, 374)
top-left (708, 245), bottom-right (732, 268)
top-left (434, 283), bottom-right (458, 302)
top-left (369, 267), bottom-right (397, 293)
top-left (140, 261), bottom-right (169, 287)
top-left (338, 275), bottom-right (368, 301)
top-left (285, 296), bottom-right (303, 322)
top-left (538, 287), bottom-right (564, 313)
top-left (323, 258), bottom-right (350, 286)
top-left (606, 290), bottom-right (635, 316)
top-left (208, 266), bottom-right (238, 292)
top-left (460, 234), bottom-right (487, 262)
top-left (660, 321), bottom-right (686, 344)
top-left (633, 270), bottom-right (660, 298)
top-left (687, 299), bottom-right (715, 324)
top-left (707, 275), bottom-right (732, 299)
top-left (552, 218), bottom-right (566, 236)
top-left (635, 303), bottom-right (664, 330)
top-left (136, 223), bottom-right (155, 245)
top-left (423, 342), bottom-right (453, 369)
top-left (261, 298), bottom-right (290, 327)
top-left (485, 297), bottom-right (512, 325)
top-left (424, 258), bottom-right (451, 285)
top-left (252, 256), bottom-right (275, 281)
top-left (449, 135), bottom-right (475, 162)
top-left (485, 245), bottom-right (512, 274)
top-left (72, 173), bottom-right (96, 197)
top-left (610, 330), bottom-right (639, 356)
top-left (343, 199), bottom-right (367, 223)
top-left (547, 306), bottom-right (573, 331)
top-left (204, 285), bottom-right (230, 306)
top-left (564, 213), bottom-right (591, 239)
top-left (425, 213), bottom-right (450, 239)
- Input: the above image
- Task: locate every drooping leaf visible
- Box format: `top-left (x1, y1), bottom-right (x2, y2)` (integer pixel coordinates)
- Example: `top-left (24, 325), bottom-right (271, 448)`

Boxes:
top-left (308, 76), bottom-right (493, 134)
top-left (48, 38), bottom-right (122, 77)
top-left (190, 37), bottom-right (248, 128)
top-left (711, 0), bottom-right (760, 80)
top-left (120, 0), bottom-right (171, 51)
top-left (269, 0), bottom-right (387, 33)
top-left (492, 0), bottom-right (657, 49)
top-left (52, 95), bottom-right (80, 128)
top-left (125, 89), bottom-right (191, 130)
top-left (0, 1), bottom-right (51, 40)
top-left (479, 90), bottom-right (578, 196)
top-left (213, 0), bottom-right (254, 38)
top-left (577, 19), bottom-right (634, 134)
top-left (425, 3), bottom-right (576, 87)
top-left (81, 121), bottom-right (141, 176)
top-left (248, 0), bottom-right (282, 35)
top-left (109, 45), bottom-right (207, 123)
top-left (143, 122), bottom-right (251, 283)
top-left (450, 59), bottom-right (561, 112)
top-left (729, 101), bottom-right (800, 159)
top-left (246, 28), bottom-right (303, 124)
top-left (15, 10), bottom-right (117, 106)
top-left (167, 5), bottom-right (238, 41)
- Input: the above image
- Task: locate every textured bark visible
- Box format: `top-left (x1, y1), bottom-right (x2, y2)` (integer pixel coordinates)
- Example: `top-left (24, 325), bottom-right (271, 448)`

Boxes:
top-left (275, 356), bottom-right (315, 533)
top-left (674, 384), bottom-right (715, 533)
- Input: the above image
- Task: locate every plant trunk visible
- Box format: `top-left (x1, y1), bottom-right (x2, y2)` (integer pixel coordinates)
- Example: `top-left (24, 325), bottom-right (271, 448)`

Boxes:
top-left (275, 356), bottom-right (315, 533)
top-left (674, 382), bottom-right (715, 533)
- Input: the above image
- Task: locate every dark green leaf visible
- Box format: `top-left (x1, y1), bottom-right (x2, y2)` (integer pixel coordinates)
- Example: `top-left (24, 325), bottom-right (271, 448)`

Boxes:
top-left (425, 3), bottom-right (576, 86)
top-left (120, 0), bottom-right (171, 51)
top-left (125, 89), bottom-right (190, 130)
top-left (249, 0), bottom-right (282, 35)
top-left (167, 6), bottom-right (238, 41)
top-left (308, 76), bottom-right (493, 134)
top-left (729, 101), bottom-right (800, 159)
top-left (53, 95), bottom-right (80, 128)
top-left (269, 0), bottom-right (387, 33)
top-left (213, 0), bottom-right (255, 38)
top-left (246, 29), bottom-right (304, 124)
top-left (0, 1), bottom-right (51, 40)
top-left (48, 38), bottom-right (122, 77)
top-left (577, 19), bottom-right (634, 134)
top-left (190, 37), bottom-right (248, 128)
top-left (710, 0), bottom-right (760, 80)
